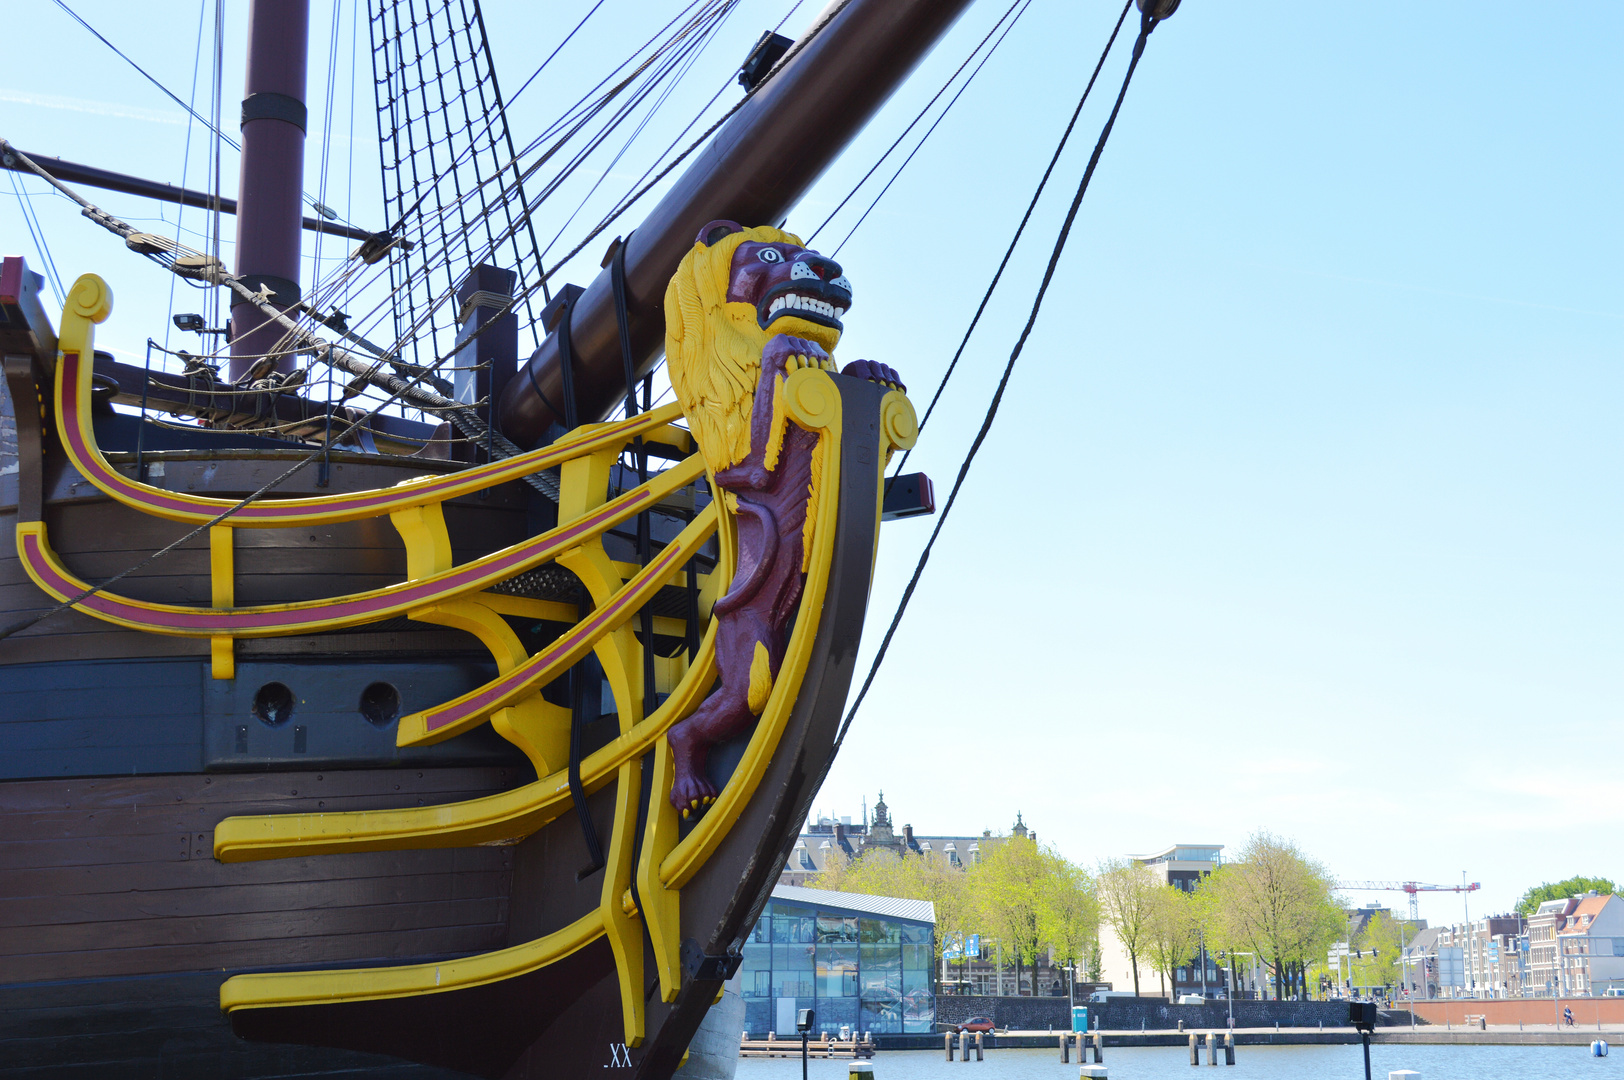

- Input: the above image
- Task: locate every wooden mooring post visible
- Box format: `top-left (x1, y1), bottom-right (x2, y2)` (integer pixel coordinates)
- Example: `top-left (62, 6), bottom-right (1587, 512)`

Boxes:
top-left (1224, 1031), bottom-right (1236, 1066)
top-left (974, 1032), bottom-right (983, 1061)
top-left (1092, 1031), bottom-right (1105, 1063)
top-left (1060, 1032), bottom-right (1070, 1062)
top-left (958, 1031), bottom-right (969, 1061)
top-left (945, 1031), bottom-right (955, 1061)
top-left (1189, 1032), bottom-right (1199, 1066)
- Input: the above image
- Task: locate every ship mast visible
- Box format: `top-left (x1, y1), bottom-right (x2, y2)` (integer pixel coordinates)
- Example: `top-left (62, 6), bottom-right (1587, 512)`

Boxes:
top-left (230, 0), bottom-right (310, 380)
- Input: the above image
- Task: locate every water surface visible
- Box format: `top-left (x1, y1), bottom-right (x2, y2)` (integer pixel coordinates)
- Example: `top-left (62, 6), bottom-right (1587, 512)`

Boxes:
top-left (738, 1043), bottom-right (1616, 1080)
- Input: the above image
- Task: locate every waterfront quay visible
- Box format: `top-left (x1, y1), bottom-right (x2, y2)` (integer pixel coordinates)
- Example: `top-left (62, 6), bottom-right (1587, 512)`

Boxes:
top-left (919, 1025), bottom-right (1622, 1049)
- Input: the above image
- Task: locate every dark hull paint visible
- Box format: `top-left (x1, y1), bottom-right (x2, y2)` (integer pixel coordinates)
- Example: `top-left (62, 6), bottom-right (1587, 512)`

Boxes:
top-left (0, 971), bottom-right (476, 1080)
top-left (0, 377), bottom-right (888, 1078)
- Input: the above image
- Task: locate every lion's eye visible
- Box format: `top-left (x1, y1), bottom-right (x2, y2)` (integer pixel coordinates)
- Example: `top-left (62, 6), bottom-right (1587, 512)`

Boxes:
top-left (757, 248), bottom-right (783, 264)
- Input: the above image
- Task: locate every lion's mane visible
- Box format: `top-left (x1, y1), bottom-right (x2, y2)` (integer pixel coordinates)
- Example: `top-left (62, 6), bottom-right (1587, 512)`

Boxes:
top-left (663, 224), bottom-right (810, 473)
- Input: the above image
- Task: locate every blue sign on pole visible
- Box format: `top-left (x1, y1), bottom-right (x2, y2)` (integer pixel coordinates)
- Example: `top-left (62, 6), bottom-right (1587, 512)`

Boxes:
top-left (943, 932), bottom-right (964, 960)
top-left (967, 934), bottom-right (981, 959)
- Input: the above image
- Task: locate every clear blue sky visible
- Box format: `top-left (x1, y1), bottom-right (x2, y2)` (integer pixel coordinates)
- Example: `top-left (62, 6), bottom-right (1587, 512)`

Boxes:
top-left (4, 0), bottom-right (1619, 924)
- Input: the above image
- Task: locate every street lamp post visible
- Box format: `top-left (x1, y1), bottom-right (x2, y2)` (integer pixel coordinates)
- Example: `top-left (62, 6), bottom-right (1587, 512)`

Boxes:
top-left (797, 1008), bottom-right (815, 1080)
top-left (1226, 951), bottom-right (1256, 1024)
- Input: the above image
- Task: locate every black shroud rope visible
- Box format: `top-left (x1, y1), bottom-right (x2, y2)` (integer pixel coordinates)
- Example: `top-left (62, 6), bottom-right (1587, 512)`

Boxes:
top-left (829, 5), bottom-right (1168, 763)
top-left (886, 0), bottom-right (1133, 487)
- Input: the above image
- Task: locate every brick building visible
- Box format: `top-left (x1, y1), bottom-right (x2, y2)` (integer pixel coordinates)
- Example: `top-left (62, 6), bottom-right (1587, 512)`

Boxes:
top-left (1527, 892), bottom-right (1624, 997)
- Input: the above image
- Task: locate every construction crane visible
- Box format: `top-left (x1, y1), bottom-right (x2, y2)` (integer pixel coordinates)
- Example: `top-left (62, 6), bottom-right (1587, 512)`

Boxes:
top-left (1338, 880), bottom-right (1481, 920)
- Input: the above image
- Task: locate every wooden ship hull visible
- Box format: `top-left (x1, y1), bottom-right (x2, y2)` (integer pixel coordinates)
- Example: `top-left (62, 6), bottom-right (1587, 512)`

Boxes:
top-left (0, 0), bottom-right (968, 1074)
top-left (1, 271), bottom-right (911, 1078)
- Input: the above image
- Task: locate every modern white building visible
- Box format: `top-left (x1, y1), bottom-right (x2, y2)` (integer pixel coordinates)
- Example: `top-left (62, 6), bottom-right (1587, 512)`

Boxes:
top-left (1096, 844), bottom-right (1239, 1000)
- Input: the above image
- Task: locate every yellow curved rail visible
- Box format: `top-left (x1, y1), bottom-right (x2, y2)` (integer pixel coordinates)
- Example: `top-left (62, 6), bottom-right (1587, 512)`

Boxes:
top-left (39, 272), bottom-right (919, 1049)
top-left (397, 503), bottom-right (718, 745)
top-left (211, 621), bottom-right (719, 861)
top-left (49, 274), bottom-right (685, 527)
top-left (221, 909), bottom-right (605, 1012)
top-left (15, 455), bottom-right (702, 637)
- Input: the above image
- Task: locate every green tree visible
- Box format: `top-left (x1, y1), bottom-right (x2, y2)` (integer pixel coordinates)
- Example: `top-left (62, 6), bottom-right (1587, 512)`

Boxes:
top-left (1348, 912), bottom-right (1407, 995)
top-left (1202, 831), bottom-right (1342, 1001)
top-left (1039, 850), bottom-right (1098, 1000)
top-left (1085, 940), bottom-right (1104, 982)
top-left (1143, 886), bottom-right (1200, 1001)
top-left (976, 834), bottom-right (1049, 994)
top-left (1096, 858), bottom-right (1162, 996)
top-left (1516, 877), bottom-right (1616, 917)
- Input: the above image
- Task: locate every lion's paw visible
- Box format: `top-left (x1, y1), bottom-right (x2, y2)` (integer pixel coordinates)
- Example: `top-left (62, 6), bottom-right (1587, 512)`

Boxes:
top-left (670, 771), bottom-right (719, 817)
top-left (840, 358), bottom-right (905, 392)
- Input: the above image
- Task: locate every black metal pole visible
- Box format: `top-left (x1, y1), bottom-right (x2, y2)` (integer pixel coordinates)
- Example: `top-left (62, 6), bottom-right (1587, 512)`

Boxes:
top-left (0, 150), bottom-right (369, 241)
top-left (801, 1031), bottom-right (808, 1080)
top-left (1362, 1029), bottom-right (1372, 1080)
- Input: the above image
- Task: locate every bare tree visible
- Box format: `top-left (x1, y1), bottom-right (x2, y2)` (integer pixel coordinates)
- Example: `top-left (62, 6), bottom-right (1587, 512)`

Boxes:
top-left (1144, 886), bottom-right (1200, 1001)
top-left (1096, 858), bottom-right (1162, 996)
top-left (1203, 831), bottom-right (1342, 1000)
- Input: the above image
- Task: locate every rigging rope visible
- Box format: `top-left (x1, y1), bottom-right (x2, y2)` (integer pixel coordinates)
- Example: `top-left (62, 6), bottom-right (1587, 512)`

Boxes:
top-left (160, 0), bottom-right (211, 354)
top-left (888, 0), bottom-right (1134, 483)
top-left (807, 0), bottom-right (1027, 246)
top-left (47, 0), bottom-right (240, 153)
top-left (829, 0), bottom-right (1034, 257)
top-left (48, 0), bottom-right (355, 225)
top-left (827, 2), bottom-right (1168, 764)
top-left (241, 0), bottom-right (841, 420)
top-left (0, 140), bottom-right (557, 502)
top-left (6, 171), bottom-right (66, 303)
top-left (307, 0), bottom-right (855, 417)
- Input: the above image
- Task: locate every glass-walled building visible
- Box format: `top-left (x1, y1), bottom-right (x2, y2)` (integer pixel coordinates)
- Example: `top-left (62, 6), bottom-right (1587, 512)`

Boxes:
top-left (743, 884), bottom-right (935, 1037)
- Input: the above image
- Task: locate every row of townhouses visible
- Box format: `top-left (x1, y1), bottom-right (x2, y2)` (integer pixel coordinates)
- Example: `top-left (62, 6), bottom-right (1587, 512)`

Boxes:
top-left (1398, 893), bottom-right (1624, 998)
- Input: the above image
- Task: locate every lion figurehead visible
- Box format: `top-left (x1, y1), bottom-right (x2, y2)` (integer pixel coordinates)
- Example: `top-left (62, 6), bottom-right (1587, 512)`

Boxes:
top-left (664, 220), bottom-right (852, 472)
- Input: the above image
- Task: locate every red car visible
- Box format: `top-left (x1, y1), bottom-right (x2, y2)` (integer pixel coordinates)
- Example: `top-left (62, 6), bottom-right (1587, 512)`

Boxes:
top-left (956, 1017), bottom-right (995, 1033)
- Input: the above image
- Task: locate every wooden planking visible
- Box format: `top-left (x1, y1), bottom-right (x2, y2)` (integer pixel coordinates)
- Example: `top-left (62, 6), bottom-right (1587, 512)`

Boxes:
top-left (0, 656), bottom-right (205, 777)
top-left (0, 768), bottom-right (516, 983)
top-left (0, 969), bottom-right (479, 1078)
top-left (3, 845), bottom-right (510, 898)
top-left (0, 869), bottom-right (512, 925)
top-left (0, 765), bottom-right (519, 810)
top-left (1, 477), bottom-right (532, 663)
top-left (0, 896), bottom-right (508, 955)
top-left (2, 924), bottom-right (508, 983)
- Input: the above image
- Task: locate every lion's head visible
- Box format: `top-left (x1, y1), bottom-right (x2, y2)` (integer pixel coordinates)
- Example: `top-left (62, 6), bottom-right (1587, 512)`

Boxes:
top-left (664, 220), bottom-right (852, 471)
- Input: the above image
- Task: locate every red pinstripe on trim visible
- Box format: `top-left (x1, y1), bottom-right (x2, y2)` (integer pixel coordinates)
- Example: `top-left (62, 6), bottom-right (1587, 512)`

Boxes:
top-left (17, 488), bottom-right (650, 633)
top-left (57, 351), bottom-right (669, 522)
top-left (423, 538), bottom-right (690, 732)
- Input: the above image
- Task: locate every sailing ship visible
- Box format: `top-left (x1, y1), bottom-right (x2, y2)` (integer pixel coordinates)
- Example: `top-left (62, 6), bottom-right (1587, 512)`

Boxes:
top-left (0, 0), bottom-right (962, 1075)
top-left (2, 0), bottom-right (1181, 1072)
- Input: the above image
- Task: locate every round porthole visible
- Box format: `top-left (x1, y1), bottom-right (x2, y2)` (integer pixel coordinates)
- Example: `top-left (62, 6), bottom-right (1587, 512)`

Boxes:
top-left (359, 682), bottom-right (401, 727)
top-left (251, 682), bottom-right (295, 727)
